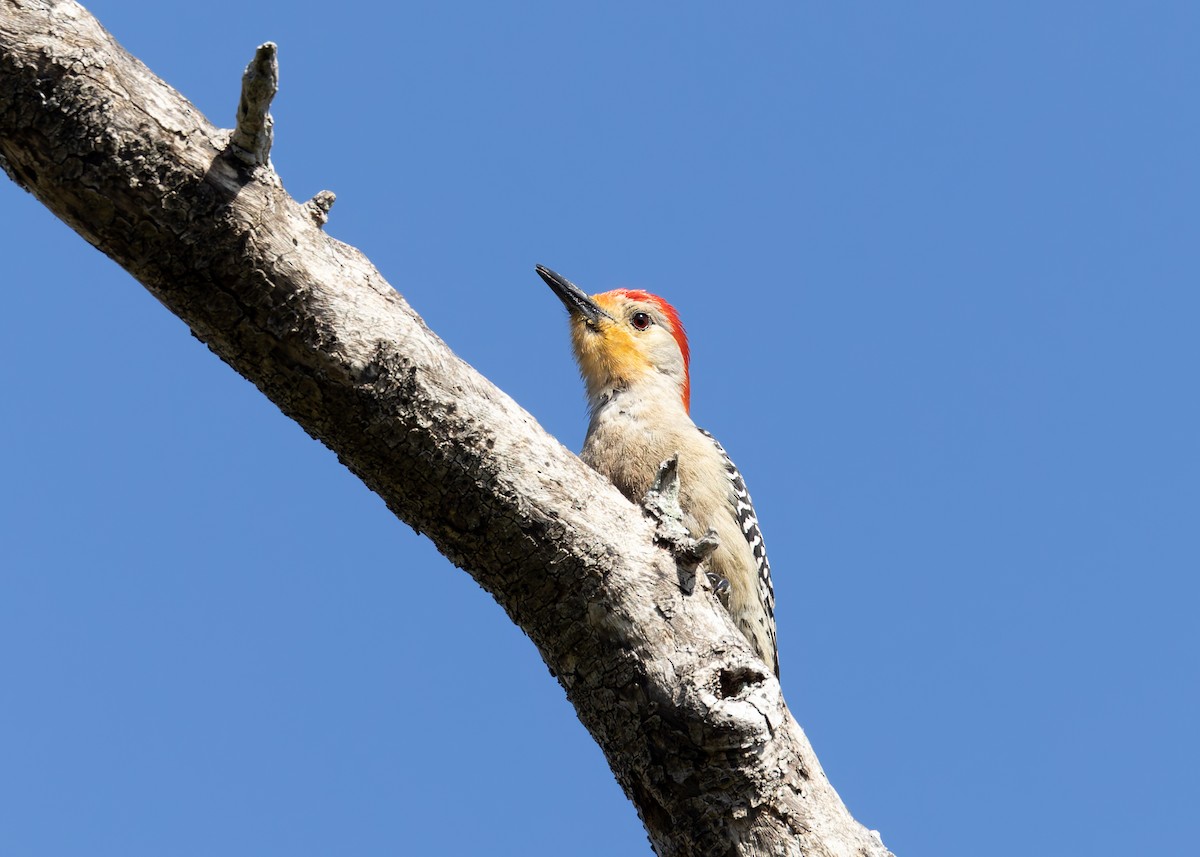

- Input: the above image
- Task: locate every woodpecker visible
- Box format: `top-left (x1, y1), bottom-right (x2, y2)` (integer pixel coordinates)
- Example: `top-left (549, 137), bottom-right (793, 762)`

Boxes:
top-left (535, 265), bottom-right (778, 676)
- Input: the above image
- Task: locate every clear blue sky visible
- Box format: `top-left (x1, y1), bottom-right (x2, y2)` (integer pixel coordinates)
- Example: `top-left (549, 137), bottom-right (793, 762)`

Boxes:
top-left (3, 2), bottom-right (1197, 855)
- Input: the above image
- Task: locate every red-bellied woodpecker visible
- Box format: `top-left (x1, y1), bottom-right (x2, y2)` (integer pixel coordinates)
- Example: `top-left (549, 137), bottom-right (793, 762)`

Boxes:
top-left (535, 265), bottom-right (779, 676)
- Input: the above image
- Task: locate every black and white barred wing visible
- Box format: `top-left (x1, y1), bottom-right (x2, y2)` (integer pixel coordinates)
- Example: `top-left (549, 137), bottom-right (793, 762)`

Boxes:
top-left (697, 428), bottom-right (777, 651)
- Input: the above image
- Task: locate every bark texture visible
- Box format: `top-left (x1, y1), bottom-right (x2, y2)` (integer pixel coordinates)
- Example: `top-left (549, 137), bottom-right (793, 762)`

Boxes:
top-left (0, 3), bottom-right (893, 855)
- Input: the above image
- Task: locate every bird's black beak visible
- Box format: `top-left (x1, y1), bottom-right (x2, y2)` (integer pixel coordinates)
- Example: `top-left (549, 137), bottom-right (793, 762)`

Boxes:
top-left (536, 265), bottom-right (612, 326)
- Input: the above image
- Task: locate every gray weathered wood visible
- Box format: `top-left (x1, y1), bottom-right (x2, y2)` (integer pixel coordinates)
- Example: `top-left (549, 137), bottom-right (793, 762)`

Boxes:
top-left (0, 3), bottom-right (893, 854)
top-left (229, 41), bottom-right (277, 167)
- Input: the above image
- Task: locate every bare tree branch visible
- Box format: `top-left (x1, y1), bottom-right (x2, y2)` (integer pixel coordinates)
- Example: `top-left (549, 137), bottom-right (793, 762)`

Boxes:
top-left (0, 2), bottom-right (892, 854)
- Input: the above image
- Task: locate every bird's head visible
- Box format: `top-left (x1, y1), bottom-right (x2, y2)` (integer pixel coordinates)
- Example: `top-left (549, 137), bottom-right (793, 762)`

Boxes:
top-left (536, 265), bottom-right (691, 413)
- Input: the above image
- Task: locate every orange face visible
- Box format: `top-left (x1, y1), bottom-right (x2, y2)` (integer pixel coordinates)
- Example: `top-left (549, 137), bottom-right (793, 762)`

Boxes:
top-left (569, 289), bottom-right (691, 412)
top-left (536, 266), bottom-right (691, 411)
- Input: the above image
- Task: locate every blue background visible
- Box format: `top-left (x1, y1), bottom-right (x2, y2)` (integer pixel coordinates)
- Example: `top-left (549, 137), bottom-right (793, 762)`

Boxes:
top-left (3, 2), bottom-right (1197, 855)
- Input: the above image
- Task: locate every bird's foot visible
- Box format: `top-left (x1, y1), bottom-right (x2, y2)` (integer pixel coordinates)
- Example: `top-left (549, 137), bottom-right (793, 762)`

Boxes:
top-left (706, 571), bottom-right (731, 606)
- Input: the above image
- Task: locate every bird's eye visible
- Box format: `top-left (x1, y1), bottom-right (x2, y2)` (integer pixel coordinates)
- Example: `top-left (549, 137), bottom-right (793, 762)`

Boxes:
top-left (631, 312), bottom-right (652, 331)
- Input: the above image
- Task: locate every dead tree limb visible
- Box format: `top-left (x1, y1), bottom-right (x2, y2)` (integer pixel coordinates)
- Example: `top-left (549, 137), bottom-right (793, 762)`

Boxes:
top-left (0, 3), bottom-right (892, 855)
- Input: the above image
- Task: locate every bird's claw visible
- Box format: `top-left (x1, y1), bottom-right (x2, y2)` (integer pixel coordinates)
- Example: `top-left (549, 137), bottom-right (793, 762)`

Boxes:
top-left (707, 572), bottom-right (730, 594)
top-left (707, 570), bottom-right (731, 606)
